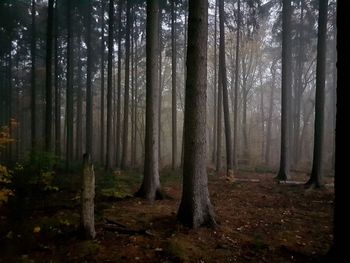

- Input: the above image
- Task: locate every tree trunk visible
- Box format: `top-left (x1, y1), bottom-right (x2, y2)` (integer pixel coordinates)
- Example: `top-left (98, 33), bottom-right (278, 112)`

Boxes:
top-left (177, 0), bottom-right (216, 229)
top-left (212, 0), bottom-right (218, 165)
top-left (100, 2), bottom-right (106, 164)
top-left (133, 15), bottom-right (138, 166)
top-left (121, 0), bottom-right (131, 170)
top-left (31, 0), bottom-right (37, 151)
top-left (216, 70), bottom-right (222, 173)
top-left (45, 0), bottom-right (54, 152)
top-left (106, 0), bottom-right (114, 170)
top-left (115, 0), bottom-right (123, 168)
top-left (86, 0), bottom-right (93, 158)
top-left (80, 153), bottom-right (96, 239)
top-left (66, 0), bottom-right (74, 169)
top-left (135, 0), bottom-right (162, 202)
top-left (233, 0), bottom-right (240, 170)
top-left (171, 0), bottom-right (177, 170)
top-left (306, 0), bottom-right (328, 188)
top-left (158, 8), bottom-right (162, 165)
top-left (54, 0), bottom-right (61, 157)
top-left (277, 0), bottom-right (292, 181)
top-left (76, 35), bottom-right (83, 160)
top-left (219, 0), bottom-right (233, 175)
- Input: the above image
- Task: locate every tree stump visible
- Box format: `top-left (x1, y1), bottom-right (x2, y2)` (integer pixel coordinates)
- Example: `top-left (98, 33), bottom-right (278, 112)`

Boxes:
top-left (80, 153), bottom-right (96, 239)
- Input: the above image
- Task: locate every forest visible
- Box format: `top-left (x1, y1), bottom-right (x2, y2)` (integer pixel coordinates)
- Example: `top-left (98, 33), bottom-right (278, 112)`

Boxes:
top-left (0, 0), bottom-right (339, 262)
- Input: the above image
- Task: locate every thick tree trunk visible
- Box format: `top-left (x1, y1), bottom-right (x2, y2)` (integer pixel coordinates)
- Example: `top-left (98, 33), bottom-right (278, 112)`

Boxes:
top-left (135, 0), bottom-right (162, 202)
top-left (306, 0), bottom-right (328, 188)
top-left (277, 0), bottom-right (292, 181)
top-left (106, 0), bottom-right (114, 170)
top-left (80, 153), bottom-right (96, 239)
top-left (45, 0), bottom-right (54, 152)
top-left (171, 0), bottom-right (177, 170)
top-left (177, 0), bottom-right (216, 229)
top-left (121, 0), bottom-right (131, 170)
top-left (219, 0), bottom-right (233, 175)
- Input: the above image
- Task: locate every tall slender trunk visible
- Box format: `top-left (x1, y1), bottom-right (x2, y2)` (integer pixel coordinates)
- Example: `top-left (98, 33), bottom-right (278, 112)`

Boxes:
top-left (233, 0), bottom-right (240, 169)
top-left (158, 8), bottom-right (162, 165)
top-left (219, 0), bottom-right (233, 175)
top-left (212, 0), bottom-right (218, 164)
top-left (277, 0), bottom-right (292, 180)
top-left (86, 0), bottom-right (93, 157)
top-left (115, 0), bottom-right (123, 168)
top-left (31, 0), bottom-right (37, 151)
top-left (171, 0), bottom-right (177, 170)
top-left (76, 35), bottom-right (83, 160)
top-left (306, 0), bottom-right (328, 188)
top-left (133, 15), bottom-right (138, 166)
top-left (54, 0), bottom-right (61, 157)
top-left (135, 0), bottom-right (162, 201)
top-left (45, 0), bottom-right (54, 152)
top-left (265, 62), bottom-right (276, 165)
top-left (216, 70), bottom-right (222, 172)
top-left (121, 0), bottom-right (131, 170)
top-left (66, 0), bottom-right (74, 169)
top-left (100, 2), bottom-right (105, 164)
top-left (131, 10), bottom-right (135, 167)
top-left (106, 0), bottom-right (114, 170)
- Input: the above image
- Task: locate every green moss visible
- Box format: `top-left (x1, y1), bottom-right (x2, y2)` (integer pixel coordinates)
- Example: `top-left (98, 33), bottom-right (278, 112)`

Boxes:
top-left (166, 236), bottom-right (201, 262)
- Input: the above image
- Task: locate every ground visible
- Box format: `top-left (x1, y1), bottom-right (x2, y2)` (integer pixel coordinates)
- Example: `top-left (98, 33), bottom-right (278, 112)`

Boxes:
top-left (0, 167), bottom-right (334, 262)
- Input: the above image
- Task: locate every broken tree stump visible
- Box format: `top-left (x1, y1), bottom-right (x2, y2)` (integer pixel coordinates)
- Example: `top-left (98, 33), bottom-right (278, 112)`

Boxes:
top-left (80, 153), bottom-right (96, 239)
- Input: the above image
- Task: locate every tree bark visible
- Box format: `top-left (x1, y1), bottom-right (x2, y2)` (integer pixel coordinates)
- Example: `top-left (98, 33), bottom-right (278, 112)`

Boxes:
top-left (212, 0), bottom-right (218, 165)
top-left (171, 0), bottom-right (177, 170)
top-left (76, 35), bottom-right (83, 160)
top-left (121, 0), bottom-right (131, 170)
top-left (80, 153), bottom-right (96, 239)
top-left (31, 0), bottom-right (37, 151)
top-left (306, 0), bottom-right (328, 188)
top-left (45, 0), bottom-right (54, 152)
top-left (177, 0), bottom-right (216, 229)
top-left (106, 0), bottom-right (114, 170)
top-left (54, 0), bottom-right (61, 157)
top-left (277, 0), bottom-right (292, 181)
top-left (219, 0), bottom-right (233, 175)
top-left (135, 0), bottom-right (162, 202)
top-left (100, 1), bottom-right (106, 164)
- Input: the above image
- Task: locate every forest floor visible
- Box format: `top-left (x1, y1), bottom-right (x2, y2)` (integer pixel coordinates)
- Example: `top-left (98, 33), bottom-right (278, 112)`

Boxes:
top-left (0, 167), bottom-right (334, 262)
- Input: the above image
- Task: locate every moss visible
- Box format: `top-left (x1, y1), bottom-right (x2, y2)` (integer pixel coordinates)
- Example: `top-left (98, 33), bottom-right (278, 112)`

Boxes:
top-left (166, 236), bottom-right (202, 262)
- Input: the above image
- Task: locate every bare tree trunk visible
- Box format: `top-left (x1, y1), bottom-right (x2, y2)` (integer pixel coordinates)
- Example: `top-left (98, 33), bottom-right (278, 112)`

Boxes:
top-left (216, 71), bottom-right (222, 172)
top-left (233, 0), bottom-right (240, 170)
top-left (177, 0), bottom-right (216, 228)
top-left (306, 0), bottom-right (328, 188)
top-left (86, 0), bottom-right (94, 158)
top-left (76, 35), bottom-right (83, 160)
top-left (66, 0), bottom-right (74, 169)
top-left (100, 1), bottom-right (106, 164)
top-left (219, 0), bottom-right (233, 175)
top-left (131, 10), bottom-right (135, 167)
top-left (31, 0), bottom-right (37, 151)
top-left (171, 0), bottom-right (177, 170)
top-left (135, 0), bottom-right (162, 201)
top-left (133, 15), bottom-right (138, 166)
top-left (121, 0), bottom-right (131, 170)
top-left (45, 0), bottom-right (54, 152)
top-left (212, 0), bottom-right (218, 165)
top-left (115, 0), bottom-right (123, 168)
top-left (277, 0), bottom-right (292, 181)
top-left (80, 153), bottom-right (96, 239)
top-left (158, 8), bottom-right (162, 165)
top-left (106, 0), bottom-right (114, 170)
top-left (54, 0), bottom-right (61, 157)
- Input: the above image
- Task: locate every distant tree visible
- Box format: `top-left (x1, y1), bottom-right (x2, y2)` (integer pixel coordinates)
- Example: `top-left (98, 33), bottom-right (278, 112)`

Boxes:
top-left (100, 1), bottom-right (106, 164)
top-left (277, 0), bottom-right (292, 181)
top-left (177, 0), bottom-right (216, 228)
top-left (306, 0), bottom-right (328, 188)
top-left (135, 0), bottom-right (162, 201)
